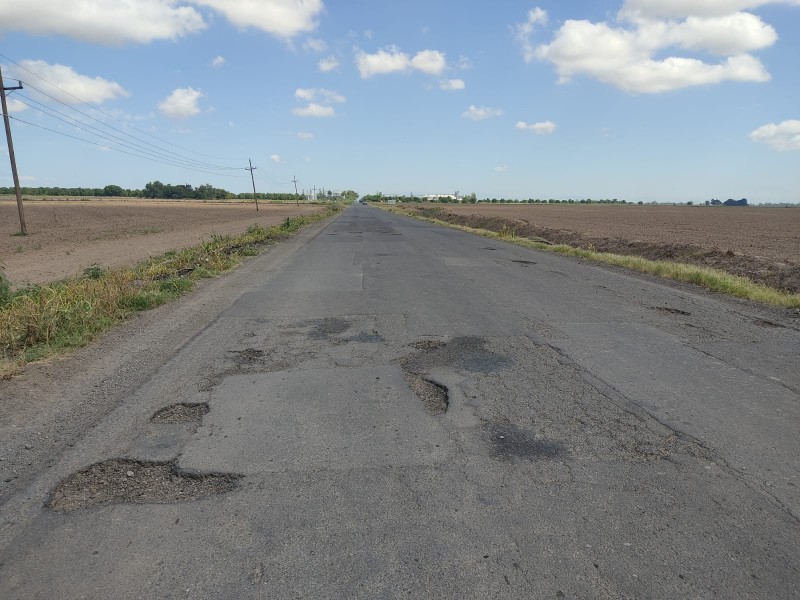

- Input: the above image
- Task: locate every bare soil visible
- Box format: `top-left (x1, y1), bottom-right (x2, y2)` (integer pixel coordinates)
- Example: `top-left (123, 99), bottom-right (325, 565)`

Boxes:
top-left (413, 204), bottom-right (800, 293)
top-left (1, 199), bottom-right (323, 286)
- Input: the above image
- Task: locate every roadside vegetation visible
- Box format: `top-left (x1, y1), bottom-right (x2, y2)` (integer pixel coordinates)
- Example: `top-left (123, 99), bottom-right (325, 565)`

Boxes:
top-left (383, 205), bottom-right (800, 309)
top-left (0, 205), bottom-right (341, 378)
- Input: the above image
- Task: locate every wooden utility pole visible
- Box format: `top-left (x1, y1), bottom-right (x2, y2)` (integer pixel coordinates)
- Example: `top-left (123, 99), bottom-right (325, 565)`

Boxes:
top-left (292, 175), bottom-right (299, 206)
top-left (0, 64), bottom-right (27, 235)
top-left (246, 158), bottom-right (258, 211)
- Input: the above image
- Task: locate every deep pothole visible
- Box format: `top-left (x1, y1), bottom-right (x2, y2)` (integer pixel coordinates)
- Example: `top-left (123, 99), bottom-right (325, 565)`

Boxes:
top-left (151, 403), bottom-right (210, 424)
top-left (403, 372), bottom-right (449, 415)
top-left (47, 459), bottom-right (241, 513)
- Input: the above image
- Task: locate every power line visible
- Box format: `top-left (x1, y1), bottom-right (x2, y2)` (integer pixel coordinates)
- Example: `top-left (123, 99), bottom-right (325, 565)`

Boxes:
top-left (12, 95), bottom-right (242, 172)
top-left (7, 114), bottom-right (247, 179)
top-left (16, 83), bottom-right (241, 171)
top-left (0, 51), bottom-right (246, 162)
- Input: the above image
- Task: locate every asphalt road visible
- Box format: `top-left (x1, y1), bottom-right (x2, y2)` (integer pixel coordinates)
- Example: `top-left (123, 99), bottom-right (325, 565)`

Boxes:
top-left (2, 203), bottom-right (799, 599)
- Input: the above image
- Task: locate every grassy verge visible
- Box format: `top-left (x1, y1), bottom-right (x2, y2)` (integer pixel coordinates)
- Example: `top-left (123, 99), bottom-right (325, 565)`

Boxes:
top-left (382, 205), bottom-right (800, 309)
top-left (0, 206), bottom-right (340, 378)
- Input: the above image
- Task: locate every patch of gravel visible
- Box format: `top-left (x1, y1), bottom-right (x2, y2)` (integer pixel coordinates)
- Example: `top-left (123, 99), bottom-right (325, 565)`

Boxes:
top-left (150, 403), bottom-right (210, 424)
top-left (47, 459), bottom-right (240, 513)
top-left (403, 373), bottom-right (449, 415)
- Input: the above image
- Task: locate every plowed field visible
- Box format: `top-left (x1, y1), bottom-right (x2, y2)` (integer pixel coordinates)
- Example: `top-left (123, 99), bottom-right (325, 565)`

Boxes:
top-left (1, 199), bottom-right (323, 286)
top-left (412, 204), bottom-right (800, 293)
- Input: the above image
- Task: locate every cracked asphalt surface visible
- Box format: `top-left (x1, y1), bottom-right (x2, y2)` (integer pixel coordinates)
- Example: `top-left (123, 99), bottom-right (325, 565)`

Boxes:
top-left (1, 203), bottom-right (799, 598)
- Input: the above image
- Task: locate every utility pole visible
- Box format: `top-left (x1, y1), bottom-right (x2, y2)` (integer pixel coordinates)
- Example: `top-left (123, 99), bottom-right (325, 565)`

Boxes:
top-left (311, 186), bottom-right (317, 202)
top-left (246, 158), bottom-right (258, 211)
top-left (0, 64), bottom-right (27, 235)
top-left (292, 175), bottom-right (299, 206)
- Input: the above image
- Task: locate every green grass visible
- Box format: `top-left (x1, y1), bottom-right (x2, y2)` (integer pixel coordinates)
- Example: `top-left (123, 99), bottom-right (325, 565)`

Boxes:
top-left (384, 206), bottom-right (800, 309)
top-left (0, 206), bottom-right (340, 377)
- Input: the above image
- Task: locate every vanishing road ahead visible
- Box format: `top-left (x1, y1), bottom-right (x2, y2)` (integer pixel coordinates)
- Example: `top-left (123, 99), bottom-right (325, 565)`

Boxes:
top-left (2, 204), bottom-right (799, 598)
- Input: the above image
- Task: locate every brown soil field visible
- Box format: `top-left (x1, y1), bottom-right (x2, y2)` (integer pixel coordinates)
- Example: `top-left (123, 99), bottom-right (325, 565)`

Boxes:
top-left (412, 204), bottom-right (800, 293)
top-left (1, 199), bottom-right (323, 286)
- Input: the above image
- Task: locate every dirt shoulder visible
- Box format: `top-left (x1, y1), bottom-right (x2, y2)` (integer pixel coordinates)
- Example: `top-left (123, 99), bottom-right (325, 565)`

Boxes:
top-left (409, 205), bottom-right (800, 293)
top-left (1, 199), bottom-right (323, 286)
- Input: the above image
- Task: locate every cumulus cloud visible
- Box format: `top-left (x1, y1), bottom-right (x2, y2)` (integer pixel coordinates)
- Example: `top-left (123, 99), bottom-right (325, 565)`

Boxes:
top-left (318, 55), bottom-right (340, 72)
top-left (494, 165), bottom-right (509, 172)
top-left (750, 119), bottom-right (800, 150)
top-left (355, 47), bottom-right (448, 78)
top-left (6, 60), bottom-right (129, 105)
top-left (440, 79), bottom-right (465, 91)
top-left (355, 47), bottom-right (410, 77)
top-left (292, 103), bottom-right (335, 117)
top-left (270, 154), bottom-right (282, 163)
top-left (516, 120), bottom-right (557, 135)
top-left (295, 88), bottom-right (345, 103)
top-left (410, 50), bottom-right (447, 75)
top-left (293, 87), bottom-right (344, 117)
top-left (517, 1), bottom-right (790, 93)
top-left (158, 87), bottom-right (204, 119)
top-left (0, 0), bottom-right (206, 45)
top-left (296, 131), bottom-right (314, 139)
top-left (462, 105), bottom-right (503, 121)
top-left (210, 56), bottom-right (226, 68)
top-left (188, 0), bottom-right (323, 38)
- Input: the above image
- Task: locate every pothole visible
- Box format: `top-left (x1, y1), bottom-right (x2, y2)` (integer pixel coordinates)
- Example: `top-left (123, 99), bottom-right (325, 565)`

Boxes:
top-left (403, 372), bottom-right (449, 415)
top-left (308, 317), bottom-right (350, 340)
top-left (403, 336), bottom-right (512, 374)
top-left (485, 423), bottom-right (566, 461)
top-left (650, 306), bottom-right (691, 316)
top-left (151, 403), bottom-right (210, 424)
top-left (408, 340), bottom-right (447, 351)
top-left (229, 348), bottom-right (266, 365)
top-left (47, 459), bottom-right (241, 513)
top-left (512, 260), bottom-right (537, 266)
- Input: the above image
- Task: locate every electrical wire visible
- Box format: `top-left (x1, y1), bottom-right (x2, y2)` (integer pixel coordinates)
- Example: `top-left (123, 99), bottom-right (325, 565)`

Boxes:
top-left (12, 94), bottom-right (243, 172)
top-left (0, 51), bottom-right (247, 162)
top-left (7, 114), bottom-right (247, 179)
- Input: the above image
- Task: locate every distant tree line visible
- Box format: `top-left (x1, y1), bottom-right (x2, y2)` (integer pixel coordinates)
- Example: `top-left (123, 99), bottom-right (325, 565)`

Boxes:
top-left (363, 193), bottom-right (629, 205)
top-left (0, 183), bottom-right (358, 202)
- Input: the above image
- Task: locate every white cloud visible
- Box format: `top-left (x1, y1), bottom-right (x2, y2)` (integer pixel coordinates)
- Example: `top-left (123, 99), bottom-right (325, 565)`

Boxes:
top-left (6, 60), bottom-right (129, 105)
top-left (294, 88), bottom-right (345, 103)
top-left (410, 50), bottom-right (447, 75)
top-left (270, 153), bottom-right (282, 163)
top-left (355, 46), bottom-right (448, 78)
top-left (0, 0), bottom-right (206, 45)
top-left (5, 98), bottom-right (28, 113)
top-left (440, 78), bottom-right (465, 91)
top-left (297, 131), bottom-right (314, 139)
top-left (516, 120), bottom-right (557, 135)
top-left (621, 0), bottom-right (800, 19)
top-left (187, 0), bottom-right (323, 38)
top-left (293, 87), bottom-right (344, 117)
top-left (750, 119), bottom-right (800, 150)
top-left (513, 7), bottom-right (549, 62)
top-left (318, 55), bottom-right (340, 72)
top-left (158, 87), bottom-right (204, 119)
top-left (303, 38), bottom-right (328, 52)
top-left (519, 1), bottom-right (788, 93)
top-left (462, 105), bottom-right (504, 121)
top-left (293, 103), bottom-right (335, 117)
top-left (355, 46), bottom-right (410, 77)
top-left (494, 165), bottom-right (509, 172)
top-left (210, 56), bottom-right (226, 68)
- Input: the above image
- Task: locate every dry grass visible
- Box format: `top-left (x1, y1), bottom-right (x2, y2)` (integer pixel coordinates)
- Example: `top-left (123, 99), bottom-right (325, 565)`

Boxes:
top-left (0, 207), bottom-right (340, 378)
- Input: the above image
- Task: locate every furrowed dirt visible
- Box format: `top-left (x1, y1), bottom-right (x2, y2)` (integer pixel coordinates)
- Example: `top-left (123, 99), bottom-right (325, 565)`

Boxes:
top-left (408, 204), bottom-right (800, 293)
top-left (1, 199), bottom-right (323, 286)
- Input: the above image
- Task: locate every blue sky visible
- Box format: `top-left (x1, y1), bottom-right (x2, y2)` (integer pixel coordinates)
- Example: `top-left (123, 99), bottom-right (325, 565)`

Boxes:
top-left (0, 0), bottom-right (798, 202)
